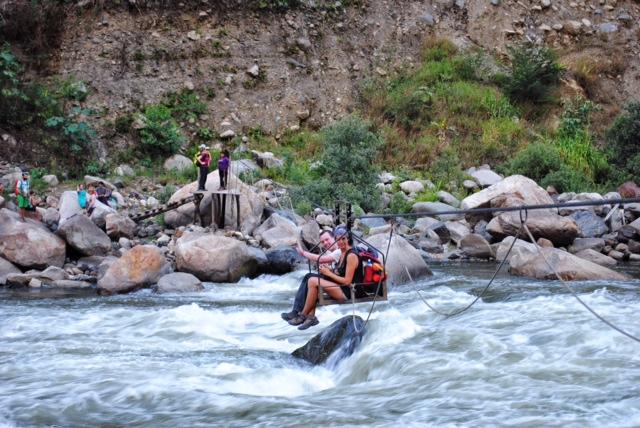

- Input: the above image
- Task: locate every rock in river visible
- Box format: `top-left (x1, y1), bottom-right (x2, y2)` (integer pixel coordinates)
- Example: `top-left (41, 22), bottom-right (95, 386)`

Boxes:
top-left (292, 315), bottom-right (365, 366)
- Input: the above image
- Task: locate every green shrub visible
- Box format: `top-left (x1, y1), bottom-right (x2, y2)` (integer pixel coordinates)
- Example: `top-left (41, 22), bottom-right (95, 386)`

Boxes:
top-left (558, 96), bottom-right (599, 137)
top-left (499, 142), bottom-right (563, 182)
top-left (606, 101), bottom-right (640, 180)
top-left (196, 127), bottom-right (215, 141)
top-left (45, 107), bottom-right (98, 171)
top-left (59, 77), bottom-right (88, 102)
top-left (115, 113), bottom-right (134, 134)
top-left (429, 149), bottom-right (465, 186)
top-left (502, 43), bottom-right (562, 104)
top-left (164, 89), bottom-right (207, 122)
top-left (540, 166), bottom-right (592, 193)
top-left (388, 192), bottom-right (412, 214)
top-left (139, 104), bottom-right (185, 155)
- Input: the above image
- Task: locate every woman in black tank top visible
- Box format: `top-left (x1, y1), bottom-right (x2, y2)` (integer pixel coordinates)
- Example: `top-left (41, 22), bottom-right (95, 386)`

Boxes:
top-left (290, 225), bottom-right (361, 330)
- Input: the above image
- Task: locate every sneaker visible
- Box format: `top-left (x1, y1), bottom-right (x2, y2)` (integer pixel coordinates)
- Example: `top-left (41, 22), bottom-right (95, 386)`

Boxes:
top-left (281, 310), bottom-right (298, 321)
top-left (288, 314), bottom-right (306, 326)
top-left (298, 315), bottom-right (319, 330)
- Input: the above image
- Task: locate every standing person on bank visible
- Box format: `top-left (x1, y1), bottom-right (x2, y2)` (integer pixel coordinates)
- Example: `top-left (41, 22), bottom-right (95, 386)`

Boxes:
top-left (281, 229), bottom-right (342, 322)
top-left (15, 171), bottom-right (30, 221)
top-left (196, 144), bottom-right (211, 191)
top-left (218, 149), bottom-right (230, 190)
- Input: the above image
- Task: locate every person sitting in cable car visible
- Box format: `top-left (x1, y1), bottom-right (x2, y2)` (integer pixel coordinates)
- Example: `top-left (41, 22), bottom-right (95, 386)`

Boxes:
top-left (288, 225), bottom-right (363, 331)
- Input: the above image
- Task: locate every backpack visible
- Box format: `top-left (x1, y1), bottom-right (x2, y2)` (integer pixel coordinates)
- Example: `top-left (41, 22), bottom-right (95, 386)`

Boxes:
top-left (355, 245), bottom-right (387, 285)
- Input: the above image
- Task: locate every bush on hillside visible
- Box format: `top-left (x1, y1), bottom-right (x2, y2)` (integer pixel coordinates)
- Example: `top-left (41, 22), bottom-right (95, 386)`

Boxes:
top-left (606, 101), bottom-right (640, 180)
top-left (502, 43), bottom-right (562, 104)
top-left (499, 142), bottom-right (563, 182)
top-left (540, 166), bottom-right (593, 193)
top-left (293, 116), bottom-right (383, 212)
top-left (139, 105), bottom-right (185, 155)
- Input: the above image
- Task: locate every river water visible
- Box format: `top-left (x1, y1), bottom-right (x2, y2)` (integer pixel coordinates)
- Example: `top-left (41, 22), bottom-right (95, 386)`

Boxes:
top-left (2, 262), bottom-right (640, 427)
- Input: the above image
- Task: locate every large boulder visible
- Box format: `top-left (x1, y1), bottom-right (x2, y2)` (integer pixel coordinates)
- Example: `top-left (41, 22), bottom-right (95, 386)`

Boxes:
top-left (265, 246), bottom-right (305, 274)
top-left (0, 257), bottom-right (21, 285)
top-left (570, 211), bottom-right (608, 238)
top-left (163, 154), bottom-right (193, 172)
top-left (469, 169), bottom-right (502, 187)
top-left (175, 232), bottom-right (260, 282)
top-left (459, 234), bottom-right (493, 259)
top-left (509, 246), bottom-right (630, 281)
top-left (365, 234), bottom-right (432, 286)
top-left (58, 191), bottom-right (83, 225)
top-left (106, 213), bottom-right (137, 239)
top-left (154, 272), bottom-right (204, 293)
top-left (292, 315), bottom-right (365, 366)
top-left (461, 175), bottom-right (553, 211)
top-left (494, 237), bottom-right (537, 262)
top-left (254, 213), bottom-right (299, 248)
top-left (89, 200), bottom-right (116, 229)
top-left (445, 220), bottom-right (471, 245)
top-left (487, 211), bottom-right (578, 246)
top-left (0, 208), bottom-right (66, 269)
top-left (5, 266), bottom-right (69, 287)
top-left (84, 175), bottom-right (116, 191)
top-left (56, 214), bottom-right (111, 256)
top-left (567, 237), bottom-right (605, 254)
top-left (97, 245), bottom-right (171, 295)
top-left (411, 202), bottom-right (463, 221)
top-left (575, 249), bottom-right (617, 268)
top-left (164, 171), bottom-right (264, 235)
top-left (300, 220), bottom-right (321, 248)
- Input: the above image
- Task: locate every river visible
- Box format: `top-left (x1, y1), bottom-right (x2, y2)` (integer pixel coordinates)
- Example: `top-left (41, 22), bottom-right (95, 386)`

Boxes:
top-left (2, 262), bottom-right (640, 427)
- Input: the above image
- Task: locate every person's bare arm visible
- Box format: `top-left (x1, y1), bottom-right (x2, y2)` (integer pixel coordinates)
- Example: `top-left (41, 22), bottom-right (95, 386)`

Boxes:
top-left (319, 253), bottom-right (358, 285)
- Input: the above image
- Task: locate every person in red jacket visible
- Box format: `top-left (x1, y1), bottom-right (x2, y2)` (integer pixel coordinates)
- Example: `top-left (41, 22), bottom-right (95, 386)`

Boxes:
top-left (196, 144), bottom-right (211, 191)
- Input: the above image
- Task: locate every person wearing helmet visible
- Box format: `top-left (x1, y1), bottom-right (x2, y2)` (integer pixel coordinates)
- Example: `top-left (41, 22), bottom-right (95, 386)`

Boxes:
top-left (196, 144), bottom-right (211, 191)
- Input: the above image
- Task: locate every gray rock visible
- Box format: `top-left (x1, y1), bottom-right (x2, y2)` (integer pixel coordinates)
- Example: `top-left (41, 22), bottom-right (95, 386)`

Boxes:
top-left (251, 151), bottom-right (284, 169)
top-left (84, 175), bottom-right (116, 191)
top-left (43, 207), bottom-right (60, 230)
top-left (461, 175), bottom-right (553, 211)
top-left (89, 200), bottom-right (116, 229)
top-left (411, 202), bottom-right (462, 221)
top-left (617, 11), bottom-right (632, 22)
top-left (419, 14), bottom-right (435, 26)
top-left (292, 315), bottom-right (365, 366)
top-left (295, 37), bottom-right (312, 51)
top-left (437, 191), bottom-right (460, 208)
top-left (470, 169), bottom-right (502, 187)
top-left (400, 180), bottom-right (424, 194)
top-left (97, 245), bottom-right (171, 295)
top-left (0, 257), bottom-right (21, 285)
top-left (365, 234), bottom-right (432, 286)
top-left (570, 211), bottom-right (608, 238)
top-left (463, 179), bottom-right (479, 191)
top-left (254, 213), bottom-right (299, 248)
top-left (358, 216), bottom-right (387, 230)
top-left (154, 272), bottom-right (203, 293)
top-left (412, 217), bottom-right (441, 234)
top-left (567, 237), bottom-right (605, 254)
top-left (459, 234), bottom-right (493, 259)
top-left (417, 237), bottom-right (443, 253)
top-left (265, 246), bottom-right (305, 274)
top-left (163, 155), bottom-right (193, 172)
top-left (574, 249), bottom-right (617, 268)
top-left (58, 191), bottom-right (83, 225)
top-left (445, 220), bottom-right (471, 245)
top-left (0, 208), bottom-right (66, 269)
top-left (114, 164), bottom-right (135, 177)
top-left (175, 233), bottom-right (260, 282)
top-left (627, 240), bottom-right (640, 254)
top-left (617, 225), bottom-right (637, 243)
top-left (57, 214), bottom-right (111, 256)
top-left (51, 279), bottom-right (94, 289)
top-left (42, 174), bottom-right (59, 187)
top-left (106, 213), bottom-right (137, 239)
top-left (598, 22), bottom-right (618, 33)
top-left (378, 172), bottom-right (396, 184)
top-left (487, 211), bottom-right (578, 246)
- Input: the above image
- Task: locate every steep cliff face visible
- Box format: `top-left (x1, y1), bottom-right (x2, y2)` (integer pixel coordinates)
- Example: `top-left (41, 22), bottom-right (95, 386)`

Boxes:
top-left (3, 0), bottom-right (640, 156)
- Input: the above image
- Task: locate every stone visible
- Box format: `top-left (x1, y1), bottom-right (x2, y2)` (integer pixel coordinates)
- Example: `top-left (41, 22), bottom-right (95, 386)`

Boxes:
top-left (461, 175), bottom-right (553, 212)
top-left (230, 159), bottom-right (259, 176)
top-left (154, 272), bottom-right (203, 293)
top-left (114, 164), bottom-right (135, 177)
top-left (42, 174), bottom-right (59, 187)
top-left (437, 191), bottom-right (460, 208)
top-left (295, 37), bottom-right (312, 51)
top-left (463, 179), bottom-right (478, 191)
top-left (219, 129), bottom-right (236, 139)
top-left (607, 250), bottom-right (625, 261)
top-left (0, 257), bottom-right (21, 285)
top-left (163, 154), bottom-right (193, 172)
top-left (187, 30), bottom-right (200, 41)
top-left (617, 225), bottom-right (637, 243)
top-left (50, 279), bottom-right (94, 289)
top-left (575, 249), bottom-right (617, 268)
top-left (247, 64), bottom-right (260, 78)
top-left (495, 237), bottom-right (537, 262)
top-left (400, 180), bottom-right (424, 194)
top-left (459, 234), bottom-right (493, 259)
top-left (419, 14), bottom-right (435, 26)
top-left (84, 175), bottom-right (116, 191)
top-left (627, 217), bottom-right (640, 235)
top-left (617, 182), bottom-right (640, 198)
top-left (265, 246), bottom-right (305, 274)
top-left (164, 172), bottom-right (264, 236)
top-left (445, 221), bottom-right (471, 245)
top-left (570, 211), bottom-right (608, 238)
top-left (146, 196), bottom-right (159, 208)
top-left (88, 200), bottom-right (116, 229)
top-left (0, 208), bottom-right (66, 269)
top-left (509, 246), bottom-right (629, 280)
top-left (541, 0), bottom-right (551, 8)
top-left (56, 214), bottom-right (111, 256)
top-left (617, 11), bottom-right (632, 22)
top-left (365, 234), bottom-right (432, 286)
top-left (417, 237), bottom-right (443, 253)
top-left (379, 172), bottom-right (395, 184)
top-left (628, 240), bottom-right (640, 254)
top-left (254, 213), bottom-right (299, 248)
top-left (175, 233), bottom-right (260, 282)
top-left (564, 20), bottom-right (582, 35)
top-left (568, 237), bottom-right (605, 254)
top-left (58, 191), bottom-right (84, 225)
top-left (469, 169), bottom-right (502, 187)
top-left (292, 315), bottom-right (365, 366)
top-left (411, 202), bottom-right (463, 221)
top-left (296, 109), bottom-right (311, 120)
top-left (315, 214), bottom-right (334, 227)
top-left (412, 217), bottom-right (441, 234)
top-left (43, 207), bottom-right (60, 230)
top-left (106, 213), bottom-right (137, 239)
top-left (537, 238), bottom-right (554, 248)
top-left (97, 245), bottom-right (171, 295)
top-left (252, 151), bottom-right (284, 169)
top-left (487, 211), bottom-right (578, 246)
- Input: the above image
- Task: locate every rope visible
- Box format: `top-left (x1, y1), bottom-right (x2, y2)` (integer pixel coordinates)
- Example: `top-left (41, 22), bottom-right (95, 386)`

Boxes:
top-left (356, 197), bottom-right (640, 220)
top-left (521, 223), bottom-right (640, 343)
top-left (407, 209), bottom-right (526, 318)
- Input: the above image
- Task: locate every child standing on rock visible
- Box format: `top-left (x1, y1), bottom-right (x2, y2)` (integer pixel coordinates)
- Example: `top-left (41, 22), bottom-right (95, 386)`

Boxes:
top-left (15, 171), bottom-right (30, 221)
top-left (218, 149), bottom-right (230, 190)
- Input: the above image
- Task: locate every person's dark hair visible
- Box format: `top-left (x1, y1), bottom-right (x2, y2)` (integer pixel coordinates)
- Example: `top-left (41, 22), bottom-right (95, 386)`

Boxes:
top-left (222, 149), bottom-right (230, 157)
top-left (319, 229), bottom-right (334, 239)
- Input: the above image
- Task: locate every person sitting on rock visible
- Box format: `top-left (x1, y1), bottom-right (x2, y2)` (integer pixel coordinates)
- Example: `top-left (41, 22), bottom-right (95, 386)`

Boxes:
top-left (77, 183), bottom-right (88, 209)
top-left (95, 184), bottom-right (112, 206)
top-left (281, 229), bottom-right (342, 322)
top-left (289, 225), bottom-right (363, 331)
top-left (86, 185), bottom-right (97, 216)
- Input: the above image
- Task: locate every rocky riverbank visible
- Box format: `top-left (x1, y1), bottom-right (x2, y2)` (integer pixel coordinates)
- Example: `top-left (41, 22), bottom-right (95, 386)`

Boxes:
top-left (1, 159), bottom-right (639, 294)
